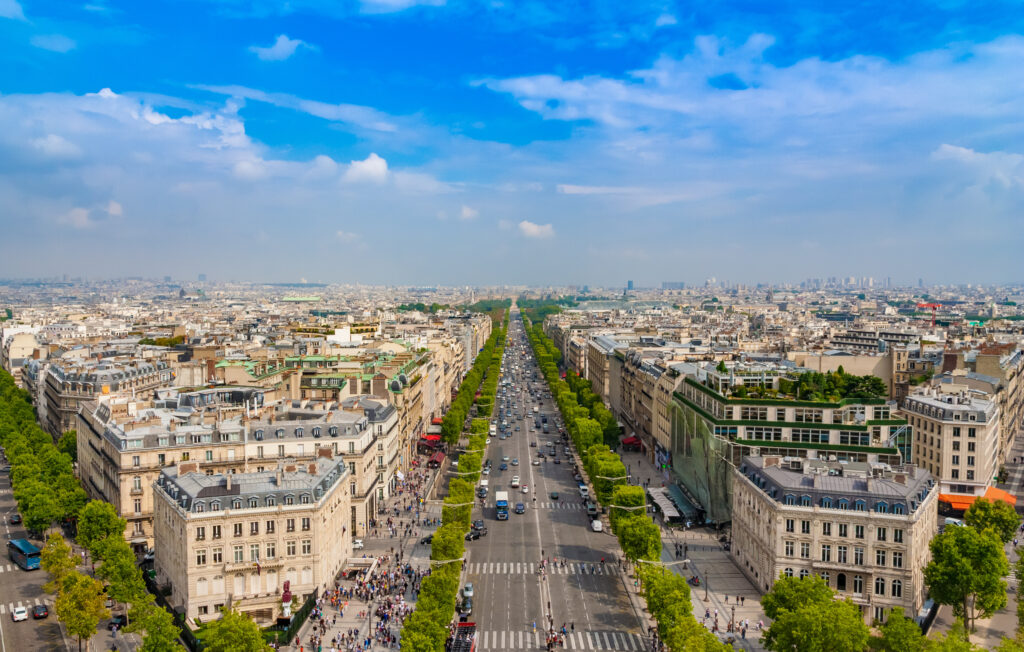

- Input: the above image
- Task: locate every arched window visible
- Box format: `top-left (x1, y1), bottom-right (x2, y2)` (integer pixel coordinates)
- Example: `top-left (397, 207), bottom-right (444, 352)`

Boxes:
top-left (266, 496), bottom-right (276, 506)
top-left (284, 495), bottom-right (295, 505)
top-left (854, 499), bottom-right (867, 512)
top-left (194, 502), bottom-right (205, 513)
top-left (276, 428), bottom-right (285, 439)
top-left (838, 499), bottom-right (849, 510)
top-left (874, 577), bottom-right (886, 595)
top-left (329, 426), bottom-right (339, 437)
top-left (300, 494), bottom-right (311, 504)
top-left (249, 497), bottom-right (259, 508)
top-left (892, 580), bottom-right (902, 598)
top-left (820, 572), bottom-right (830, 586)
top-left (232, 498), bottom-right (242, 510)
top-left (254, 429), bottom-right (264, 440)
top-left (799, 569), bottom-right (810, 579)
top-left (784, 494), bottom-right (796, 506)
top-left (821, 497), bottom-right (833, 508)
top-left (784, 568), bottom-right (794, 577)
top-left (875, 501), bottom-right (888, 514)
top-left (211, 500), bottom-right (221, 511)
top-left (312, 427), bottom-right (321, 438)
top-left (800, 495), bottom-right (812, 507)
top-left (295, 427), bottom-right (304, 438)
top-left (837, 573), bottom-right (847, 591)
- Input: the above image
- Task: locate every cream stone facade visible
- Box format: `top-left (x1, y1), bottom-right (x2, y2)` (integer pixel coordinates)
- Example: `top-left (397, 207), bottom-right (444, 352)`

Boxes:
top-left (152, 454), bottom-right (351, 625)
top-left (731, 456), bottom-right (938, 624)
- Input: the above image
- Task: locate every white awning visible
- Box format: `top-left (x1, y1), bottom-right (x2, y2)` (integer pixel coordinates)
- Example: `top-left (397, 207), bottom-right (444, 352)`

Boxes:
top-left (395, 470), bottom-right (405, 481)
top-left (646, 487), bottom-right (680, 519)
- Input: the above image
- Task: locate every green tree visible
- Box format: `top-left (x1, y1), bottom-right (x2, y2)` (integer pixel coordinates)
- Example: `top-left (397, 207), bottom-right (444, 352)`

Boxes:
top-left (609, 485), bottom-right (646, 532)
top-left (923, 525), bottom-right (1009, 634)
top-left (58, 429), bottom-right (77, 462)
top-left (617, 515), bottom-right (661, 561)
top-left (96, 537), bottom-right (147, 616)
top-left (430, 524), bottom-right (465, 562)
top-left (56, 570), bottom-right (110, 652)
top-left (201, 605), bottom-right (271, 652)
top-left (77, 499), bottom-right (127, 558)
top-left (925, 622), bottom-right (982, 651)
top-left (877, 607), bottom-right (926, 652)
top-left (128, 595), bottom-right (182, 652)
top-left (761, 574), bottom-right (835, 620)
top-left (41, 532), bottom-right (78, 593)
top-left (21, 484), bottom-right (62, 535)
top-left (963, 498), bottom-right (1020, 544)
top-left (763, 594), bottom-right (868, 652)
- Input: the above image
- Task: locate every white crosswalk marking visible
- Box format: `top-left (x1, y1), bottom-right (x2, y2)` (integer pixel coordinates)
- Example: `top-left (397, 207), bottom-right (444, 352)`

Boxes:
top-left (603, 632), bottom-right (612, 649)
top-left (483, 630), bottom-right (489, 649)
top-left (0, 605), bottom-right (5, 614)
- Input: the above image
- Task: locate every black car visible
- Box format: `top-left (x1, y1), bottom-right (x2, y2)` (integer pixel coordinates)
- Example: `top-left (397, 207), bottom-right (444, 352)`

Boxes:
top-left (419, 534), bottom-right (433, 545)
top-left (553, 458), bottom-right (561, 465)
top-left (471, 519), bottom-right (485, 531)
top-left (465, 528), bottom-right (488, 541)
top-left (8, 514), bottom-right (21, 525)
top-left (31, 605), bottom-right (48, 619)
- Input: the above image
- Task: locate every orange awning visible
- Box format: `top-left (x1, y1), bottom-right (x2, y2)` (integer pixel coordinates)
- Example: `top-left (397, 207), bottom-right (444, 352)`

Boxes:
top-left (938, 486), bottom-right (1017, 511)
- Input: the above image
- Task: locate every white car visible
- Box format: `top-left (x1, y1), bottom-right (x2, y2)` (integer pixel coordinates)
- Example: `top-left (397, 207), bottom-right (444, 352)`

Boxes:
top-left (511, 476), bottom-right (520, 487)
top-left (10, 606), bottom-right (27, 622)
top-left (486, 438), bottom-right (491, 444)
top-left (521, 484), bottom-right (530, 494)
top-left (353, 539), bottom-right (364, 550)
top-left (591, 520), bottom-right (602, 532)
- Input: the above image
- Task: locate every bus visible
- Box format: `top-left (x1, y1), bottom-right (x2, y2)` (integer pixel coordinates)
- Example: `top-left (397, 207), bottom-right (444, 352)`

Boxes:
top-left (8, 539), bottom-right (41, 570)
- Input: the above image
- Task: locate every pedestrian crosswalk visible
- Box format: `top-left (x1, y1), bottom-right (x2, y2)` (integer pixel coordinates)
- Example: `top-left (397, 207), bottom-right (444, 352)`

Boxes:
top-left (476, 630), bottom-right (647, 651)
top-left (0, 564), bottom-right (18, 573)
top-left (537, 502), bottom-right (589, 510)
top-left (0, 597), bottom-right (51, 614)
top-left (464, 562), bottom-right (622, 576)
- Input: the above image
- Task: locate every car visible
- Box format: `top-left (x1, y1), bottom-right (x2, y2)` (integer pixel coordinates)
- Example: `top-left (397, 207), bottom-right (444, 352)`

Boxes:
top-left (465, 528), bottom-right (487, 541)
top-left (591, 520), bottom-right (603, 532)
top-left (550, 491), bottom-right (559, 500)
top-left (462, 583), bottom-right (474, 599)
top-left (515, 503), bottom-right (526, 514)
top-left (31, 605), bottom-right (48, 619)
top-left (108, 615), bottom-right (127, 630)
top-left (419, 535), bottom-right (433, 545)
top-left (502, 456), bottom-right (510, 462)
top-left (530, 441), bottom-right (537, 447)
top-left (471, 519), bottom-right (485, 531)
top-left (352, 539), bottom-right (364, 550)
top-left (486, 438), bottom-right (491, 444)
top-left (511, 458), bottom-right (519, 466)
top-left (499, 463), bottom-right (508, 471)
top-left (460, 597), bottom-right (473, 615)
top-left (532, 459), bottom-right (541, 466)
top-left (511, 475), bottom-right (520, 487)
top-left (10, 606), bottom-right (27, 622)
top-left (553, 458), bottom-right (561, 464)
top-left (482, 467), bottom-right (490, 475)
top-left (579, 486), bottom-right (590, 498)
top-left (8, 514), bottom-right (21, 525)
top-left (521, 484), bottom-right (530, 494)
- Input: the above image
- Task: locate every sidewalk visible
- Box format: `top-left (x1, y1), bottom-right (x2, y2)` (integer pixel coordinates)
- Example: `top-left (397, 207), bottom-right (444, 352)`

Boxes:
top-left (617, 448), bottom-right (768, 651)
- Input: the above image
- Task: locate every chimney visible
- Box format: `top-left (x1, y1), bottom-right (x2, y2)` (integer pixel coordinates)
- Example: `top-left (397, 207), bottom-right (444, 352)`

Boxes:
top-left (225, 473), bottom-right (232, 491)
top-left (275, 467), bottom-right (283, 486)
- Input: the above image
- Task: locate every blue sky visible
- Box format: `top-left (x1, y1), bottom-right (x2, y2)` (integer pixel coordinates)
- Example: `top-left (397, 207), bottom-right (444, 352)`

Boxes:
top-left (1, 0), bottom-right (1022, 286)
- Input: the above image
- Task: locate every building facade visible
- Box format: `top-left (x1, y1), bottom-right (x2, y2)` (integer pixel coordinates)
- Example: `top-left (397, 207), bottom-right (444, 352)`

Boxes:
top-left (731, 456), bottom-right (938, 624)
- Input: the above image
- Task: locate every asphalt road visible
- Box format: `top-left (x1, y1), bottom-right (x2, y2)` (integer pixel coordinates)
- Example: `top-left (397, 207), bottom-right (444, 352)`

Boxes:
top-left (0, 460), bottom-right (64, 652)
top-left (460, 311), bottom-right (645, 651)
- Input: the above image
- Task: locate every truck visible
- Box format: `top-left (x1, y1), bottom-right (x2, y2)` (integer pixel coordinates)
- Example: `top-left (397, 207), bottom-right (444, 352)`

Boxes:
top-left (447, 622), bottom-right (477, 652)
top-left (495, 491), bottom-right (509, 520)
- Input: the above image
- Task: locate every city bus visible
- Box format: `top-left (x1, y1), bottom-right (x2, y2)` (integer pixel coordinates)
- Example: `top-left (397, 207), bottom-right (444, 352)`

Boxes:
top-left (8, 538), bottom-right (41, 570)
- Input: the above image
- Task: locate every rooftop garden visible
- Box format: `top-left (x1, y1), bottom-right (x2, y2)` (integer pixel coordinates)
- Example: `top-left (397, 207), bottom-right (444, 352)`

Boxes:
top-left (706, 362), bottom-right (887, 403)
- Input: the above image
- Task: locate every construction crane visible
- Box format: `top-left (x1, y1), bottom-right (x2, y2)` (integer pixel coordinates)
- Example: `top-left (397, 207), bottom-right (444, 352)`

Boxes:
top-left (917, 303), bottom-right (941, 327)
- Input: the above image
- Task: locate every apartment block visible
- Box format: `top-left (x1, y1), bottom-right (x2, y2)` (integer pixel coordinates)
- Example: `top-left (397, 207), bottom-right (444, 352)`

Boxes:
top-left (153, 454), bottom-right (351, 625)
top-left (731, 456), bottom-right (937, 624)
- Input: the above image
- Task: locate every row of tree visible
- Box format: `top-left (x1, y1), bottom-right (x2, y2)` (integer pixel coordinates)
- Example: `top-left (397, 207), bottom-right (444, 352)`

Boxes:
top-left (754, 496), bottom-right (1020, 651)
top-left (522, 317), bottom-right (719, 644)
top-left (440, 317), bottom-right (507, 444)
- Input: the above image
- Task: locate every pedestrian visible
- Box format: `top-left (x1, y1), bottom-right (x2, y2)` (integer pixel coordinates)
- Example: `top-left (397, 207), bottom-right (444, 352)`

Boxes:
top-left (740, 596), bottom-right (745, 606)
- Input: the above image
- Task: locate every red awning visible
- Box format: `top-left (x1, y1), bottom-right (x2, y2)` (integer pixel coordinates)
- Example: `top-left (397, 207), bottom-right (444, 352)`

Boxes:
top-left (429, 452), bottom-right (445, 464)
top-left (421, 434), bottom-right (441, 442)
top-left (431, 417), bottom-right (444, 425)
top-left (939, 486), bottom-right (1018, 512)
top-left (621, 436), bottom-right (640, 445)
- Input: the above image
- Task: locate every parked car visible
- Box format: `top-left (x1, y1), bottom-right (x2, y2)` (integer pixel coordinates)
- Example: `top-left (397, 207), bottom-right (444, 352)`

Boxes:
top-left (591, 520), bottom-right (603, 532)
top-left (462, 583), bottom-right (474, 599)
top-left (471, 519), bottom-right (485, 531)
top-left (352, 539), bottom-right (364, 550)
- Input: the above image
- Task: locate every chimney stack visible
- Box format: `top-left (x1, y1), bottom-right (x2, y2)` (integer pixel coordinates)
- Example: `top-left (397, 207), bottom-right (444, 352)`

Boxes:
top-left (226, 472), bottom-right (232, 491)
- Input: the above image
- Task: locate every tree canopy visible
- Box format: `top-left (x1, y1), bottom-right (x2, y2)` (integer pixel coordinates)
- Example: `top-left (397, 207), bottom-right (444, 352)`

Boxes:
top-left (760, 575), bottom-right (868, 652)
top-left (200, 605), bottom-right (271, 652)
top-left (923, 524), bottom-right (1009, 634)
top-left (963, 498), bottom-right (1019, 544)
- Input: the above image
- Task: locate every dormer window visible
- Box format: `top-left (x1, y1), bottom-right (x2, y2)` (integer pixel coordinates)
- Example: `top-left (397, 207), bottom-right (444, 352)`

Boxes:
top-left (211, 500), bottom-right (221, 511)
top-left (232, 499), bottom-right (242, 509)
top-left (284, 495), bottom-right (295, 505)
top-left (854, 500), bottom-right (866, 512)
top-left (266, 496), bottom-right (276, 506)
top-left (295, 428), bottom-right (304, 438)
top-left (300, 494), bottom-right (311, 504)
top-left (249, 497), bottom-right (259, 508)
top-left (312, 427), bottom-right (321, 438)
top-left (254, 430), bottom-right (264, 441)
top-left (276, 428), bottom-right (285, 439)
top-left (195, 502), bottom-right (204, 512)
top-left (329, 426), bottom-right (338, 437)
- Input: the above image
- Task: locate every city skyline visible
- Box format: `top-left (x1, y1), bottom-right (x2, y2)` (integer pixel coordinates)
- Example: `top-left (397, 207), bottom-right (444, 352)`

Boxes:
top-left (1, 1), bottom-right (1023, 284)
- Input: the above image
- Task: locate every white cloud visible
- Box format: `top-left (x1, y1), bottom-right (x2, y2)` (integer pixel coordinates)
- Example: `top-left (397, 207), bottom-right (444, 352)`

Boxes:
top-left (343, 153), bottom-right (389, 184)
top-left (59, 207), bottom-right (92, 229)
top-left (31, 34), bottom-right (76, 53)
top-left (106, 200), bottom-right (122, 216)
top-left (518, 220), bottom-right (554, 239)
top-left (31, 134), bottom-right (82, 159)
top-left (933, 144), bottom-right (1024, 187)
top-left (196, 84), bottom-right (398, 133)
top-left (0, 0), bottom-right (25, 20)
top-left (335, 230), bottom-right (359, 242)
top-left (654, 13), bottom-right (676, 27)
top-left (233, 158), bottom-right (269, 180)
top-left (459, 205), bottom-right (478, 220)
top-left (360, 0), bottom-right (444, 14)
top-left (248, 34), bottom-right (314, 61)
